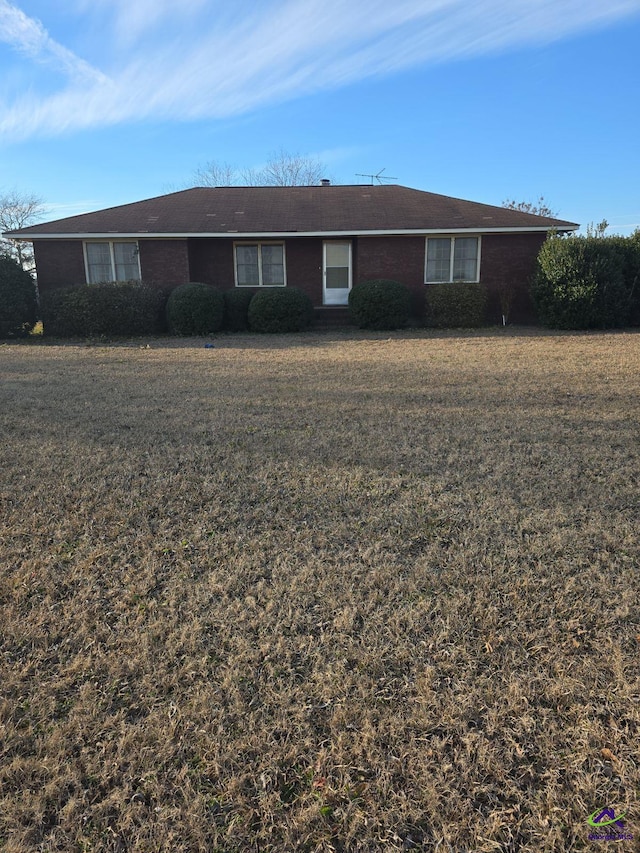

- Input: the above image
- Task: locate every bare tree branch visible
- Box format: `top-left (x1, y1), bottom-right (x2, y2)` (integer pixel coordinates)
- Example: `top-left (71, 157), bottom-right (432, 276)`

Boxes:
top-left (192, 161), bottom-right (238, 187)
top-left (255, 148), bottom-right (327, 186)
top-left (192, 149), bottom-right (330, 188)
top-left (0, 188), bottom-right (45, 273)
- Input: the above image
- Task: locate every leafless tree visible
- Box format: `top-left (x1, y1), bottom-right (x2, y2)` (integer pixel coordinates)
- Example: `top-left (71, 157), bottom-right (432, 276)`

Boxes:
top-left (193, 149), bottom-right (330, 187)
top-left (502, 196), bottom-right (557, 218)
top-left (192, 160), bottom-right (238, 187)
top-left (0, 189), bottom-right (45, 272)
top-left (252, 148), bottom-right (327, 186)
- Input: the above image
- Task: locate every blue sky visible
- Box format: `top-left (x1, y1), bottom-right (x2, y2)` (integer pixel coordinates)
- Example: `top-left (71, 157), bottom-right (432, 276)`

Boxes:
top-left (1, 0), bottom-right (640, 233)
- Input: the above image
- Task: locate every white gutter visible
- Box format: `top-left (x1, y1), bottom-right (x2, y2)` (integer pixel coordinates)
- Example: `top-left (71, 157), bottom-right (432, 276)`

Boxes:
top-left (5, 225), bottom-right (577, 240)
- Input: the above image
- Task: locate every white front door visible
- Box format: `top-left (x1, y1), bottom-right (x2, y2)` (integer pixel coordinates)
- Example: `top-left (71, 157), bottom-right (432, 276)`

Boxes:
top-left (323, 241), bottom-right (352, 305)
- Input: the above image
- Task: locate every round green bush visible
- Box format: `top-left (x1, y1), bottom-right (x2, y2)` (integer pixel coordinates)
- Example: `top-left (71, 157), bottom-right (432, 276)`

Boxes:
top-left (166, 283), bottom-right (224, 335)
top-left (0, 254), bottom-right (38, 338)
top-left (348, 279), bottom-right (410, 330)
top-left (248, 287), bottom-right (314, 333)
top-left (223, 288), bottom-right (253, 331)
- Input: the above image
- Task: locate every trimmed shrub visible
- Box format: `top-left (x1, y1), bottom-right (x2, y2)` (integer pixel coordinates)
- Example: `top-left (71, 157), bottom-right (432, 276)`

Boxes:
top-left (348, 279), bottom-right (410, 330)
top-left (223, 288), bottom-right (253, 331)
top-left (424, 282), bottom-right (488, 328)
top-left (40, 286), bottom-right (91, 337)
top-left (532, 235), bottom-right (637, 329)
top-left (0, 254), bottom-right (38, 338)
top-left (165, 283), bottom-right (224, 335)
top-left (40, 281), bottom-right (167, 337)
top-left (248, 287), bottom-right (314, 333)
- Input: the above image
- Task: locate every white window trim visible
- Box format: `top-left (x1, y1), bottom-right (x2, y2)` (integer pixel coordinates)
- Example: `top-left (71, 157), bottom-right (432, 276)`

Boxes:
top-left (83, 240), bottom-right (141, 284)
top-left (233, 241), bottom-right (287, 287)
top-left (424, 235), bottom-right (481, 284)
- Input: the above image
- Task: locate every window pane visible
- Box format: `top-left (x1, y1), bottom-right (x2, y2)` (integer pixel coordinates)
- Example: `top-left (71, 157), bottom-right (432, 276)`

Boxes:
top-left (236, 245), bottom-right (259, 285)
top-left (260, 245), bottom-right (283, 264)
top-left (86, 243), bottom-right (111, 264)
top-left (453, 238), bottom-right (478, 281)
top-left (87, 264), bottom-right (112, 283)
top-left (113, 242), bottom-right (140, 281)
top-left (427, 239), bottom-right (451, 261)
top-left (453, 259), bottom-right (477, 281)
top-left (115, 264), bottom-right (139, 281)
top-left (262, 264), bottom-right (284, 285)
top-left (326, 268), bottom-right (349, 289)
top-left (426, 238), bottom-right (451, 282)
top-left (86, 243), bottom-right (112, 283)
top-left (261, 245), bottom-right (284, 285)
top-left (427, 260), bottom-right (450, 282)
top-left (236, 245), bottom-right (258, 265)
top-left (113, 242), bottom-right (137, 264)
top-left (237, 264), bottom-right (260, 285)
top-left (454, 238), bottom-right (478, 259)
top-left (325, 243), bottom-right (349, 267)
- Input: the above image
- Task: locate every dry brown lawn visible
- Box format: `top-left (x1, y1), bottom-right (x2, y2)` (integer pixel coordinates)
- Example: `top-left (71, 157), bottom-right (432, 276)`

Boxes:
top-left (1, 328), bottom-right (639, 852)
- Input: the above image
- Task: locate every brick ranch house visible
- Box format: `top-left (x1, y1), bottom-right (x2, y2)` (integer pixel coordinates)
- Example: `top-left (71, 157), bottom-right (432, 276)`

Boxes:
top-left (6, 183), bottom-right (578, 324)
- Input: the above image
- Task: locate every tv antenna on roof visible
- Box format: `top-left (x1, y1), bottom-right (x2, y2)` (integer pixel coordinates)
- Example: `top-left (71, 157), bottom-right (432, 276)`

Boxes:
top-left (355, 168), bottom-right (397, 185)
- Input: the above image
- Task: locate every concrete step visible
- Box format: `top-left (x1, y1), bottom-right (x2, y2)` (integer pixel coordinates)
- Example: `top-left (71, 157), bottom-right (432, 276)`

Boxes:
top-left (314, 307), bottom-right (353, 327)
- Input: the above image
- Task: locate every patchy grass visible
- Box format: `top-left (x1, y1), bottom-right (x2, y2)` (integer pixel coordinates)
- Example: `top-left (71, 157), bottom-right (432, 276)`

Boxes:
top-left (1, 328), bottom-right (639, 852)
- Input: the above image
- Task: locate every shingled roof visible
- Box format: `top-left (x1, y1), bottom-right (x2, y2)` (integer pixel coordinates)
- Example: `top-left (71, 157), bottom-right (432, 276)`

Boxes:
top-left (6, 184), bottom-right (578, 238)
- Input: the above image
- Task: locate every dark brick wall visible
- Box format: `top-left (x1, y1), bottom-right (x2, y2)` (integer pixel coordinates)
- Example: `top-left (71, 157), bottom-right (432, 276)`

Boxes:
top-left (34, 238), bottom-right (192, 292)
top-left (480, 233), bottom-right (546, 324)
top-left (188, 238), bottom-right (235, 287)
top-left (33, 240), bottom-right (86, 291)
top-left (32, 232), bottom-right (547, 323)
top-left (357, 236), bottom-right (427, 316)
top-left (285, 238), bottom-right (323, 305)
top-left (358, 233), bottom-right (545, 323)
top-left (138, 239), bottom-right (190, 287)
top-left (188, 237), bottom-right (324, 304)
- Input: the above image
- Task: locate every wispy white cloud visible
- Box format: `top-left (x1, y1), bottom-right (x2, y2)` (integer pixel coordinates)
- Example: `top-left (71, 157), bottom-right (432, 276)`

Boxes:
top-left (74, 0), bottom-right (208, 47)
top-left (1, 0), bottom-right (640, 141)
top-left (0, 0), bottom-right (106, 83)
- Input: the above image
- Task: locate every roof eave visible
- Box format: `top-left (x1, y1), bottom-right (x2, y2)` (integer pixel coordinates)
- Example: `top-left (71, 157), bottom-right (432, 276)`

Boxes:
top-left (5, 225), bottom-right (579, 240)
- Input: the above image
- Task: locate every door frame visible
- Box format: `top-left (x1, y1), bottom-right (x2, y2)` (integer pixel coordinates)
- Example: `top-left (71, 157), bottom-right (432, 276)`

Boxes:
top-left (322, 240), bottom-right (352, 306)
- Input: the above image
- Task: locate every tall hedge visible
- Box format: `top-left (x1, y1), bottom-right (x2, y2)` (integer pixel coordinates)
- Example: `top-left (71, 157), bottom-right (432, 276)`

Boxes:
top-left (40, 281), bottom-right (167, 337)
top-left (0, 254), bottom-right (38, 338)
top-left (618, 232), bottom-right (640, 325)
top-left (348, 279), bottom-right (410, 330)
top-left (533, 234), bottom-right (640, 329)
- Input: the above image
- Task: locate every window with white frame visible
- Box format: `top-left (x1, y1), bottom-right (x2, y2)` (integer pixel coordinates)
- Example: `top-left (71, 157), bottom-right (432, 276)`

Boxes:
top-left (234, 243), bottom-right (286, 287)
top-left (85, 241), bottom-right (141, 283)
top-left (425, 236), bottom-right (480, 283)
